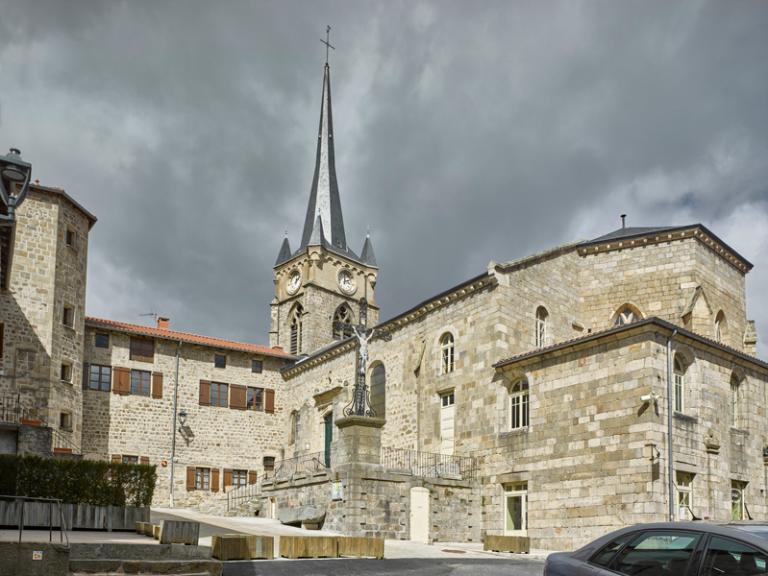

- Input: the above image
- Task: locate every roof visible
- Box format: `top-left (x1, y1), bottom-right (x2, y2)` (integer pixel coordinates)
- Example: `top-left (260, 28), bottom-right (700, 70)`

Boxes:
top-left (85, 317), bottom-right (295, 360)
top-left (494, 316), bottom-right (768, 372)
top-left (30, 183), bottom-right (97, 227)
top-left (586, 225), bottom-right (680, 244)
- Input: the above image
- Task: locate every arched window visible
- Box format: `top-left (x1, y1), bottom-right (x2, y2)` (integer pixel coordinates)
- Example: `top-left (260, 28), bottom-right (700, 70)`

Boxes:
top-left (510, 379), bottom-right (529, 430)
top-left (730, 373), bottom-right (743, 429)
top-left (535, 307), bottom-right (549, 348)
top-left (613, 304), bottom-right (642, 326)
top-left (440, 332), bottom-right (455, 374)
top-left (714, 310), bottom-right (726, 343)
top-left (370, 363), bottom-right (386, 417)
top-left (333, 304), bottom-right (354, 340)
top-left (674, 355), bottom-right (686, 413)
top-left (289, 304), bottom-right (303, 355)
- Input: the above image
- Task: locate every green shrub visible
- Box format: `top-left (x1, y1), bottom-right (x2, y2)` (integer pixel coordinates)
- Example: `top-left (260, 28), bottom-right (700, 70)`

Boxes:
top-left (0, 454), bottom-right (156, 507)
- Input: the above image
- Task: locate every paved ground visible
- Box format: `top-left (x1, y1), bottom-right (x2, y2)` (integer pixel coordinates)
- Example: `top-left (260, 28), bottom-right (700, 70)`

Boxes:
top-left (221, 558), bottom-right (546, 576)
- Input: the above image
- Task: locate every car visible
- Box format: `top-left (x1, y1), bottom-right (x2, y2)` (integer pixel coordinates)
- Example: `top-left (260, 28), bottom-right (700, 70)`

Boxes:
top-left (544, 521), bottom-right (768, 575)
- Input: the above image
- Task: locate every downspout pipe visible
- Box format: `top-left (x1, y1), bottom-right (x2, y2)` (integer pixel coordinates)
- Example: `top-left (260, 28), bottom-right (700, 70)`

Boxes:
top-left (169, 340), bottom-right (182, 508)
top-left (667, 329), bottom-right (678, 522)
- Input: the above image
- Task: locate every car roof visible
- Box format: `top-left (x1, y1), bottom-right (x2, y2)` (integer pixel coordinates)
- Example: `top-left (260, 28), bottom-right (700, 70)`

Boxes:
top-left (572, 522), bottom-right (768, 560)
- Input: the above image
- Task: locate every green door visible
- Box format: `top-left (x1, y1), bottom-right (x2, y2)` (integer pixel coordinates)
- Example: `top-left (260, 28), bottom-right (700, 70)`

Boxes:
top-left (324, 413), bottom-right (332, 467)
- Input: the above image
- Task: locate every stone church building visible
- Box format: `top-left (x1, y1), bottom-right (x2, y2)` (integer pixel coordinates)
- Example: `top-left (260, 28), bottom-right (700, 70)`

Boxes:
top-left (1, 61), bottom-right (767, 551)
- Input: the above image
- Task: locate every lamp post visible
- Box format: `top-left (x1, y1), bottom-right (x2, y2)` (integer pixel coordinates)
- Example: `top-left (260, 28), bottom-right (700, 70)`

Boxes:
top-left (0, 148), bottom-right (32, 225)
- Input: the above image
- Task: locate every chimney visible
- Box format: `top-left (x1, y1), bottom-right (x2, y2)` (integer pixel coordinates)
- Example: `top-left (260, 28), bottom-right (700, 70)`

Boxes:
top-left (157, 317), bottom-right (170, 330)
top-left (620, 214), bottom-right (627, 229)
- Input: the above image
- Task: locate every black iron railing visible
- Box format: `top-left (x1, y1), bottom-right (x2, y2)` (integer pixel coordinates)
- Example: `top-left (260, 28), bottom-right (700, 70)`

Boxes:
top-left (381, 447), bottom-right (479, 481)
top-left (263, 451), bottom-right (328, 482)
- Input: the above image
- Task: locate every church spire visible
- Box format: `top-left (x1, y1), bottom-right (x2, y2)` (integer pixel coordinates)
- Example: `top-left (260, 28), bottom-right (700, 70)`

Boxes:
top-left (299, 62), bottom-right (347, 252)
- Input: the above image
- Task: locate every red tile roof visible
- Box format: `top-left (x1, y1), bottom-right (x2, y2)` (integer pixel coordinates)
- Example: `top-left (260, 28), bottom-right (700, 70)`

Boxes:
top-left (85, 316), bottom-right (295, 360)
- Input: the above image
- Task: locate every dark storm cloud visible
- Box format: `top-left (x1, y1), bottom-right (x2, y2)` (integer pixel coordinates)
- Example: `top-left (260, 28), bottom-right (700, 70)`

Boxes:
top-left (1, 0), bottom-right (766, 356)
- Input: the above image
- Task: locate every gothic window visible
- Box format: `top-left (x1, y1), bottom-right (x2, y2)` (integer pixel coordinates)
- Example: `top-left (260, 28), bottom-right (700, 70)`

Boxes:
top-left (674, 355), bottom-right (686, 413)
top-left (730, 373), bottom-right (744, 429)
top-left (289, 304), bottom-right (304, 356)
top-left (613, 304), bottom-right (642, 326)
top-left (440, 332), bottom-right (455, 374)
top-left (370, 363), bottom-right (385, 417)
top-left (333, 304), bottom-right (354, 340)
top-left (714, 310), bottom-right (726, 343)
top-left (535, 307), bottom-right (549, 348)
top-left (510, 379), bottom-right (530, 430)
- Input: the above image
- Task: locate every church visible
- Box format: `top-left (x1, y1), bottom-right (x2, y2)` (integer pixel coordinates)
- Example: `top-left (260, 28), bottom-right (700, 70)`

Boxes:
top-left (1, 59), bottom-right (766, 552)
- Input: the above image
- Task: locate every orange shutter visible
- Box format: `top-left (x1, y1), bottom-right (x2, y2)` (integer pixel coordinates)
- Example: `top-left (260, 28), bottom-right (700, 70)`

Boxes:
top-left (112, 367), bottom-right (130, 395)
top-left (140, 456), bottom-right (149, 465)
top-left (265, 389), bottom-right (275, 413)
top-left (199, 381), bottom-right (211, 406)
top-left (230, 385), bottom-right (246, 410)
top-left (248, 471), bottom-right (258, 485)
top-left (186, 467), bottom-right (196, 491)
top-left (111, 454), bottom-right (121, 464)
top-left (152, 372), bottom-right (163, 399)
top-left (223, 468), bottom-right (232, 489)
top-left (211, 468), bottom-right (220, 492)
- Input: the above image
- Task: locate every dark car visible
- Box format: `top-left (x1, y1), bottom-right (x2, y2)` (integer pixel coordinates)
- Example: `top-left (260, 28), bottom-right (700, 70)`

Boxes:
top-left (544, 521), bottom-right (768, 575)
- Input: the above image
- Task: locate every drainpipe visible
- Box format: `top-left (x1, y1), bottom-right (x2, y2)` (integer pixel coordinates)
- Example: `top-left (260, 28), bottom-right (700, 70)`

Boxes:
top-left (169, 340), bottom-right (182, 508)
top-left (666, 329), bottom-right (678, 522)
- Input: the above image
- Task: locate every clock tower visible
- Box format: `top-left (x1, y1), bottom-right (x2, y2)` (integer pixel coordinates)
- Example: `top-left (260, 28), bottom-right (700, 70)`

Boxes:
top-left (269, 62), bottom-right (378, 356)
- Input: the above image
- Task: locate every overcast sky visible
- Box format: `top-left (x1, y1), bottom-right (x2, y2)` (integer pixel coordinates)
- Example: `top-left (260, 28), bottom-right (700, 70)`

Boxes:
top-left (1, 0), bottom-right (766, 357)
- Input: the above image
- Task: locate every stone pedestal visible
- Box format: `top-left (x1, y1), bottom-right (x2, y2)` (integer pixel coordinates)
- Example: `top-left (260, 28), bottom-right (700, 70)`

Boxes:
top-left (332, 416), bottom-right (385, 468)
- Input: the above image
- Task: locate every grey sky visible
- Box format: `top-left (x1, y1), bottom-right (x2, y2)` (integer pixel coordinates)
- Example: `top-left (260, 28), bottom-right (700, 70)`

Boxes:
top-left (1, 0), bottom-right (766, 357)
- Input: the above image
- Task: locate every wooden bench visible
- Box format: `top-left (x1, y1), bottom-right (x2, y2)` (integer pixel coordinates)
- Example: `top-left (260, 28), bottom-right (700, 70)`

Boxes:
top-left (280, 535), bottom-right (338, 559)
top-left (483, 535), bottom-right (530, 553)
top-left (337, 536), bottom-right (385, 559)
top-left (211, 534), bottom-right (274, 560)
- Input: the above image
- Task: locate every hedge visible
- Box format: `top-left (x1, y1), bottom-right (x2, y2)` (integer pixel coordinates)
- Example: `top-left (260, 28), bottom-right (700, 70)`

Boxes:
top-left (0, 454), bottom-right (156, 507)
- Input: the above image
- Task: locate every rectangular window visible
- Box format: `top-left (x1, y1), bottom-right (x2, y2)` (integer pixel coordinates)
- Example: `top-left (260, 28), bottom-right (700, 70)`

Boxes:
top-left (94, 332), bottom-right (110, 348)
top-left (676, 471), bottom-right (694, 520)
top-left (62, 306), bottom-right (74, 328)
top-left (263, 456), bottom-right (275, 472)
top-left (59, 412), bottom-right (72, 430)
top-left (89, 364), bottom-right (111, 391)
top-left (674, 372), bottom-right (684, 413)
top-left (504, 483), bottom-right (528, 535)
top-left (195, 467), bottom-right (210, 490)
top-left (251, 359), bottom-right (263, 373)
top-left (232, 469), bottom-right (248, 488)
top-left (440, 391), bottom-right (455, 456)
top-left (210, 382), bottom-right (228, 407)
top-left (214, 354), bottom-right (226, 369)
top-left (129, 337), bottom-right (154, 363)
top-left (60, 362), bottom-right (72, 383)
top-left (130, 369), bottom-right (151, 396)
top-left (65, 228), bottom-right (76, 249)
top-left (122, 455), bottom-right (139, 465)
top-left (247, 387), bottom-right (264, 411)
top-left (732, 480), bottom-right (748, 521)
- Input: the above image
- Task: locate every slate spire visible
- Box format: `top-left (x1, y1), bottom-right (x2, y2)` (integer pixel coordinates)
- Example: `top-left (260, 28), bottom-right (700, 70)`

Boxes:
top-left (360, 234), bottom-right (377, 266)
top-left (299, 63), bottom-right (347, 252)
top-left (275, 236), bottom-right (292, 265)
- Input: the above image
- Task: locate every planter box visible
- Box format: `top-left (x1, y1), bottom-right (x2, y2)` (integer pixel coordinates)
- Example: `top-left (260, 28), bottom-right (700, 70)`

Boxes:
top-left (0, 501), bottom-right (148, 531)
top-left (159, 520), bottom-right (199, 545)
top-left (212, 534), bottom-right (274, 560)
top-left (483, 535), bottom-right (530, 553)
top-left (280, 536), bottom-right (338, 559)
top-left (337, 536), bottom-right (385, 559)
top-left (152, 524), bottom-right (161, 539)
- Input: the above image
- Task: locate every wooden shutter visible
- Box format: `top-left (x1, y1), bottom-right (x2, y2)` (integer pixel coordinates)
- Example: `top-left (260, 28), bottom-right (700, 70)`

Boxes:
top-left (199, 380), bottom-right (211, 406)
top-left (0, 323), bottom-right (4, 360)
top-left (152, 372), bottom-right (163, 399)
top-left (82, 362), bottom-right (89, 390)
top-left (230, 384), bottom-right (246, 410)
top-left (223, 468), bottom-right (232, 489)
top-left (111, 454), bottom-right (121, 464)
top-left (265, 389), bottom-right (275, 413)
top-left (248, 471), bottom-right (258, 485)
top-left (211, 468), bottom-right (220, 492)
top-left (113, 367), bottom-right (130, 395)
top-left (140, 456), bottom-right (149, 465)
top-left (186, 467), bottom-right (196, 491)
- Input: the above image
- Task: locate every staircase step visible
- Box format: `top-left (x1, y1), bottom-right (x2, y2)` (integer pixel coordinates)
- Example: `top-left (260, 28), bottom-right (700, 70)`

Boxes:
top-left (68, 559), bottom-right (221, 575)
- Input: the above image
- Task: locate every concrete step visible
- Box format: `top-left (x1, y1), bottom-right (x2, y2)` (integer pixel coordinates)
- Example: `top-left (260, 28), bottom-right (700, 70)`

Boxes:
top-left (68, 559), bottom-right (222, 575)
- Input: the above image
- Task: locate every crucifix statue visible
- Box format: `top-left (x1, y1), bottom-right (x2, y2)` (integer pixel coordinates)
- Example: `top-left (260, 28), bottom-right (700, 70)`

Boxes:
top-left (341, 297), bottom-right (382, 417)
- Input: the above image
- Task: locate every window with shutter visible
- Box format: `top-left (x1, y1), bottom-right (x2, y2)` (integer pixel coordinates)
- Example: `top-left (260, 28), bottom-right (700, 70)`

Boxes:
top-left (186, 467), bottom-right (196, 491)
top-left (232, 469), bottom-right (248, 488)
top-left (246, 387), bottom-right (264, 411)
top-left (89, 364), bottom-right (111, 392)
top-left (223, 469), bottom-right (233, 489)
top-left (140, 456), bottom-right (149, 465)
top-left (210, 382), bottom-right (228, 407)
top-left (211, 468), bottom-right (220, 492)
top-left (248, 470), bottom-right (258, 485)
top-left (199, 381), bottom-right (211, 406)
top-left (152, 372), bottom-right (163, 399)
top-left (130, 369), bottom-right (151, 396)
top-left (129, 337), bottom-right (155, 363)
top-left (113, 368), bottom-right (131, 395)
top-left (265, 389), bottom-right (275, 413)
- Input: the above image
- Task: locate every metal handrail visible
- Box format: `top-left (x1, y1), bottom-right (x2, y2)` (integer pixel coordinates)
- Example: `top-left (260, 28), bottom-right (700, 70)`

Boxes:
top-left (0, 494), bottom-right (69, 547)
top-left (263, 451), bottom-right (328, 482)
top-left (381, 447), bottom-right (479, 481)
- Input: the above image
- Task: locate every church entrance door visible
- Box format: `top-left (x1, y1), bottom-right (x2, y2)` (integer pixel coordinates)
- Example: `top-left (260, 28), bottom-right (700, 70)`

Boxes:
top-left (324, 413), bottom-right (333, 467)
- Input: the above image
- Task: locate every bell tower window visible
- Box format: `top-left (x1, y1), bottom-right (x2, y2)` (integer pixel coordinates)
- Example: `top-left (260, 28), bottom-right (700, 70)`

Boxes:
top-left (333, 304), bottom-right (354, 340)
top-left (290, 304), bottom-right (304, 356)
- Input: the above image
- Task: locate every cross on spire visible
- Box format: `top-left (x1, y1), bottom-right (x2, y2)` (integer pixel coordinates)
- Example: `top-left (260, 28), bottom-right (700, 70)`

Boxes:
top-left (321, 25), bottom-right (335, 64)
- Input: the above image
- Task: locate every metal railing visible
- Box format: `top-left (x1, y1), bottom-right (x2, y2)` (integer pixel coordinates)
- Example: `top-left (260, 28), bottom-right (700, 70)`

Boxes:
top-left (50, 427), bottom-right (81, 455)
top-left (381, 447), bottom-right (479, 481)
top-left (225, 482), bottom-right (261, 512)
top-left (0, 495), bottom-right (69, 546)
top-left (0, 393), bottom-right (27, 424)
top-left (263, 451), bottom-right (329, 482)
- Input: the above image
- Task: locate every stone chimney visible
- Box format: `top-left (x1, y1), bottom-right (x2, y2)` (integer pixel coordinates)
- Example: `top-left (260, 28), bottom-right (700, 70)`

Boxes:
top-left (157, 317), bottom-right (170, 330)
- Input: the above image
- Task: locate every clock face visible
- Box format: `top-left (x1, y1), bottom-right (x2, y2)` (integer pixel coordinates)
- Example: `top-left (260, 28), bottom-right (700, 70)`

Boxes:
top-left (338, 269), bottom-right (356, 294)
top-left (286, 270), bottom-right (302, 295)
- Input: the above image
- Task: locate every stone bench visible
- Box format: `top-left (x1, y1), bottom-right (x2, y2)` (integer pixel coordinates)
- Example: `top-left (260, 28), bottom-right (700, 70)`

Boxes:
top-left (159, 520), bottom-right (200, 545)
top-left (483, 535), bottom-right (530, 553)
top-left (280, 535), bottom-right (338, 559)
top-left (211, 534), bottom-right (274, 561)
top-left (278, 505), bottom-right (326, 529)
top-left (337, 536), bottom-right (385, 559)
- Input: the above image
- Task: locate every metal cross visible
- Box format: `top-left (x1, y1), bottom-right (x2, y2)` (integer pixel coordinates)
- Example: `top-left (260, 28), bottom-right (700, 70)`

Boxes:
top-left (321, 25), bottom-right (335, 64)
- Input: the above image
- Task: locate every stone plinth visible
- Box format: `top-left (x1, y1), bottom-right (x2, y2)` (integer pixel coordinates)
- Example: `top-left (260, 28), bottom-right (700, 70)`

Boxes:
top-left (332, 416), bottom-right (385, 467)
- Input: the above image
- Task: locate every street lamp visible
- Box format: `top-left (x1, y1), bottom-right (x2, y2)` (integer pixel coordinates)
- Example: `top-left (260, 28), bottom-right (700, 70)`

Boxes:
top-left (0, 148), bottom-right (32, 225)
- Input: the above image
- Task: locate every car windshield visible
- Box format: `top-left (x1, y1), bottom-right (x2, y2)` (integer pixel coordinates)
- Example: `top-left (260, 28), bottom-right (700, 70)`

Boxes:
top-left (730, 525), bottom-right (768, 540)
